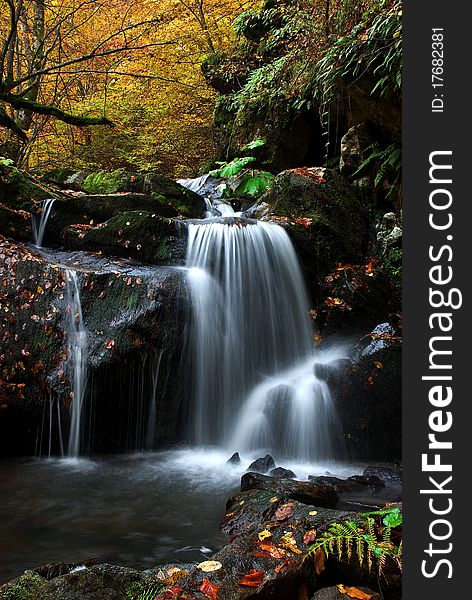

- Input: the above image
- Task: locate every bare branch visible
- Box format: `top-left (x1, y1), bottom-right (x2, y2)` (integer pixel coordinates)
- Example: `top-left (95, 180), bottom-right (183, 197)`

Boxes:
top-left (43, 69), bottom-right (198, 88)
top-left (2, 40), bottom-right (177, 91)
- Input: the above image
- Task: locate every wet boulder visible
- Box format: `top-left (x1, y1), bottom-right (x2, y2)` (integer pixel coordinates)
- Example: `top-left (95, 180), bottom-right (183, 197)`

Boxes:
top-left (247, 454), bottom-right (276, 474)
top-left (227, 452), bottom-right (241, 465)
top-left (263, 168), bottom-right (368, 290)
top-left (0, 162), bottom-right (63, 213)
top-left (40, 192), bottom-right (198, 247)
top-left (240, 473), bottom-right (338, 508)
top-left (51, 170), bottom-right (207, 218)
top-left (0, 564), bottom-right (149, 600)
top-left (0, 202), bottom-right (31, 240)
top-left (324, 340), bottom-right (402, 462)
top-left (64, 211), bottom-right (187, 264)
top-left (269, 467), bottom-right (296, 479)
top-left (314, 262), bottom-right (398, 336)
top-left (363, 466), bottom-right (402, 489)
top-left (0, 237), bottom-right (189, 455)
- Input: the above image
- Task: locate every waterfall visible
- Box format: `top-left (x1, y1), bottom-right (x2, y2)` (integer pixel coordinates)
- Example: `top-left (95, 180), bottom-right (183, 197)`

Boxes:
top-left (186, 217), bottom-right (344, 462)
top-left (64, 269), bottom-right (88, 457)
top-left (32, 198), bottom-right (55, 247)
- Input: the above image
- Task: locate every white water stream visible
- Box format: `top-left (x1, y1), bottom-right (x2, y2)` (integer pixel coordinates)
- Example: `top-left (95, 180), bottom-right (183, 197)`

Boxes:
top-left (186, 218), bottom-right (345, 462)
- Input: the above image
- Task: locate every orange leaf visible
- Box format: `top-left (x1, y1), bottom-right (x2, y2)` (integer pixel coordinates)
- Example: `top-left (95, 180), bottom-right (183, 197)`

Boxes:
top-left (274, 502), bottom-right (295, 521)
top-left (199, 578), bottom-right (220, 600)
top-left (303, 529), bottom-right (316, 544)
top-left (238, 569), bottom-right (264, 587)
top-left (374, 361), bottom-right (383, 369)
top-left (257, 541), bottom-right (286, 559)
top-left (337, 584), bottom-right (373, 599)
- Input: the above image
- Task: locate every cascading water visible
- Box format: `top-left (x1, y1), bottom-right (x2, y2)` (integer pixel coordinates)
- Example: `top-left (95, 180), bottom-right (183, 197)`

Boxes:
top-left (32, 198), bottom-right (55, 247)
top-left (186, 217), bottom-right (345, 462)
top-left (64, 269), bottom-right (88, 457)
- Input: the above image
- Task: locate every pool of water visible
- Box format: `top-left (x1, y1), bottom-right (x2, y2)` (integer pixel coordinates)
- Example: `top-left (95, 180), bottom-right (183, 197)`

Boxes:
top-left (0, 449), bottom-right (361, 584)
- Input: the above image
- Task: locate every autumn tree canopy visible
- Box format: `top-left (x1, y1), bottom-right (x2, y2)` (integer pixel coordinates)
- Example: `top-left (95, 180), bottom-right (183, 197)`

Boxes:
top-left (0, 0), bottom-right (256, 174)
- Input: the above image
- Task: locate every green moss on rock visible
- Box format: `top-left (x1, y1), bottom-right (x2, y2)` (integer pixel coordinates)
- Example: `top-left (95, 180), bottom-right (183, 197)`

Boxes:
top-left (0, 570), bottom-right (47, 600)
top-left (82, 170), bottom-right (127, 194)
top-left (65, 211), bottom-right (185, 263)
top-left (265, 167), bottom-right (368, 287)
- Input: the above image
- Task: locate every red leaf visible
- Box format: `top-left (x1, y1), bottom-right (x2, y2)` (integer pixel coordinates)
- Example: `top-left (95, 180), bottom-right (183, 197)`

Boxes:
top-left (303, 529), bottom-right (317, 545)
top-left (238, 569), bottom-right (264, 587)
top-left (105, 339), bottom-right (115, 350)
top-left (199, 577), bottom-right (220, 600)
top-left (274, 502), bottom-right (295, 521)
top-left (161, 585), bottom-right (184, 599)
top-left (257, 541), bottom-right (285, 559)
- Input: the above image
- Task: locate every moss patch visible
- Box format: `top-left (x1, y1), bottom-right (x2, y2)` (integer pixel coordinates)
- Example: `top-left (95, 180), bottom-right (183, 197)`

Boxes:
top-left (82, 170), bottom-right (127, 194)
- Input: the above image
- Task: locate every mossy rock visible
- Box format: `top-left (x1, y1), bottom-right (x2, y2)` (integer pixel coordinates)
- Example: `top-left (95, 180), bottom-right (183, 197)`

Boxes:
top-left (41, 189), bottom-right (202, 246)
top-left (64, 210), bottom-right (187, 263)
top-left (265, 167), bottom-right (369, 289)
top-left (0, 203), bottom-right (31, 240)
top-left (0, 570), bottom-right (48, 600)
top-left (0, 166), bottom-right (63, 212)
top-left (40, 168), bottom-right (77, 187)
top-left (327, 343), bottom-right (402, 462)
top-left (77, 171), bottom-right (206, 217)
top-left (0, 236), bottom-right (189, 455)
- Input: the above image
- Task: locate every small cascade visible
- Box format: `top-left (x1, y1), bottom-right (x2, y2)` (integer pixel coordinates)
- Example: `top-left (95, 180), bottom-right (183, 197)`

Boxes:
top-left (178, 173), bottom-right (235, 218)
top-left (186, 217), bottom-right (344, 462)
top-left (64, 269), bottom-right (88, 457)
top-left (32, 198), bottom-right (55, 247)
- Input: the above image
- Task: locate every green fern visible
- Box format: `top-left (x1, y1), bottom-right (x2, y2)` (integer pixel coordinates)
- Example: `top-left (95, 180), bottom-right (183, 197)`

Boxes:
top-left (353, 142), bottom-right (401, 202)
top-left (308, 509), bottom-right (402, 576)
top-left (126, 579), bottom-right (166, 600)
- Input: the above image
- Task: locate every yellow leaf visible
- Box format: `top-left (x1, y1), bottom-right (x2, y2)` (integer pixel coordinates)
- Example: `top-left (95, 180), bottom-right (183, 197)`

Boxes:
top-left (280, 532), bottom-right (302, 554)
top-left (258, 529), bottom-right (273, 541)
top-left (308, 510), bottom-right (318, 516)
top-left (197, 560), bottom-right (223, 572)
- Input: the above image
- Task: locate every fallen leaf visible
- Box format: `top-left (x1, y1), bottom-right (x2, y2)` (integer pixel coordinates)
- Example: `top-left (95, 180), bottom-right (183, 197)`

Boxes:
top-left (303, 530), bottom-right (317, 544)
top-left (105, 339), bottom-right (115, 350)
top-left (374, 361), bottom-right (383, 369)
top-left (161, 585), bottom-right (184, 599)
top-left (163, 568), bottom-right (189, 585)
top-left (308, 510), bottom-right (318, 516)
top-left (258, 530), bottom-right (272, 541)
top-left (314, 548), bottom-right (326, 575)
top-left (274, 563), bottom-right (285, 574)
top-left (238, 569), bottom-right (264, 587)
top-left (199, 577), bottom-right (220, 600)
top-left (197, 561), bottom-right (223, 573)
top-left (257, 541), bottom-right (285, 559)
top-left (337, 584), bottom-right (373, 599)
top-left (274, 502), bottom-right (295, 521)
top-left (280, 532), bottom-right (301, 554)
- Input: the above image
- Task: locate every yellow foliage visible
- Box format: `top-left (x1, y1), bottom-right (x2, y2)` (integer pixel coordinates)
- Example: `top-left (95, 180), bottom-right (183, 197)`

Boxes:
top-left (1, 0), bottom-right (258, 175)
